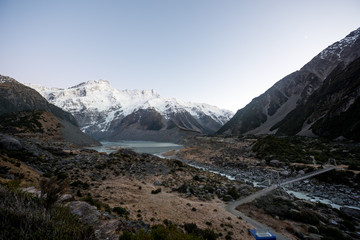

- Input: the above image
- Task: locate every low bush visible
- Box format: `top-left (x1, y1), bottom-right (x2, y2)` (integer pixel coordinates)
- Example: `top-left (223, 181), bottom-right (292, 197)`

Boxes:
top-left (81, 195), bottom-right (111, 213)
top-left (40, 176), bottom-right (68, 209)
top-left (151, 188), bottom-right (161, 194)
top-left (184, 223), bottom-right (218, 240)
top-left (70, 180), bottom-right (90, 189)
top-left (319, 226), bottom-right (344, 240)
top-left (112, 206), bottom-right (130, 218)
top-left (0, 185), bottom-right (95, 240)
top-left (119, 223), bottom-right (206, 240)
top-left (227, 186), bottom-right (240, 200)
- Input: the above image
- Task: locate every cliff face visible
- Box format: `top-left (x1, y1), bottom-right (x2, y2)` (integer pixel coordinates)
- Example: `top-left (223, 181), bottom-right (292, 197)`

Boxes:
top-left (218, 27), bottom-right (360, 141)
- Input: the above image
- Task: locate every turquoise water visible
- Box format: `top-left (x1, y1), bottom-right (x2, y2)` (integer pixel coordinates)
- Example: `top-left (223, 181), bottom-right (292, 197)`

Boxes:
top-left (88, 141), bottom-right (183, 155)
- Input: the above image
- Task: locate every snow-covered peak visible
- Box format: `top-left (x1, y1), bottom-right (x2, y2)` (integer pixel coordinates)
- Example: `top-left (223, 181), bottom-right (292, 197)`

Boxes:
top-left (26, 80), bottom-right (234, 128)
top-left (319, 27), bottom-right (360, 60)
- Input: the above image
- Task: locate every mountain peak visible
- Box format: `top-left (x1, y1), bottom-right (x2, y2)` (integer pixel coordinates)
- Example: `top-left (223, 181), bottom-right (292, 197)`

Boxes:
top-left (69, 79), bottom-right (111, 89)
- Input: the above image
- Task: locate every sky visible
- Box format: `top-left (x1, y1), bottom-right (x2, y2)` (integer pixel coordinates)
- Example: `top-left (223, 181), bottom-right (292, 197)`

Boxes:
top-left (0, 1), bottom-right (359, 112)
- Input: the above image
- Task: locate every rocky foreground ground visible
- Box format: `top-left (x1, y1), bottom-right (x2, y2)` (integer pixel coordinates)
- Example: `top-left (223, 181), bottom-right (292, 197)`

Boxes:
top-left (1, 132), bottom-right (359, 239)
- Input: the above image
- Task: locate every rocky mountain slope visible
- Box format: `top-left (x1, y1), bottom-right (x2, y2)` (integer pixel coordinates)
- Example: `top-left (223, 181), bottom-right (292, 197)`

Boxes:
top-left (27, 80), bottom-right (233, 142)
top-left (218, 27), bottom-right (360, 141)
top-left (0, 75), bottom-right (99, 146)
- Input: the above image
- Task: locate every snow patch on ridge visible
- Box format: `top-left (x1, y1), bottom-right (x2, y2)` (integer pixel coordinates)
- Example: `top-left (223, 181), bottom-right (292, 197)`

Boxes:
top-left (320, 28), bottom-right (360, 60)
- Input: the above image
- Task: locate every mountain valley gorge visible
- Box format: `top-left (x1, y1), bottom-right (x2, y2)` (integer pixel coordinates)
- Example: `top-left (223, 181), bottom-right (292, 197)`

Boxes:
top-left (0, 27), bottom-right (360, 240)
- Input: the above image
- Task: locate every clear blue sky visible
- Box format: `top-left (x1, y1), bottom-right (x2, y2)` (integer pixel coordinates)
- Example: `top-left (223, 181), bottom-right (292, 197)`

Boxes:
top-left (1, 0), bottom-right (359, 112)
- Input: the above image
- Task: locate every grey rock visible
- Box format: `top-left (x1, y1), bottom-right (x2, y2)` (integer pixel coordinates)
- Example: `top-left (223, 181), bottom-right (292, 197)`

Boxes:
top-left (0, 134), bottom-right (22, 151)
top-left (329, 219), bottom-right (338, 225)
top-left (340, 206), bottom-right (360, 219)
top-left (280, 170), bottom-right (290, 176)
top-left (269, 160), bottom-right (281, 167)
top-left (308, 233), bottom-right (323, 240)
top-left (58, 194), bottom-right (75, 203)
top-left (67, 201), bottom-right (101, 225)
top-left (22, 186), bottom-right (41, 197)
top-left (298, 170), bottom-right (305, 175)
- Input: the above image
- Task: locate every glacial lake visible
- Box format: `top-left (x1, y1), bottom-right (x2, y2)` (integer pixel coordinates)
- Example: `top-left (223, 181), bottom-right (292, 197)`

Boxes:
top-left (88, 141), bottom-right (183, 155)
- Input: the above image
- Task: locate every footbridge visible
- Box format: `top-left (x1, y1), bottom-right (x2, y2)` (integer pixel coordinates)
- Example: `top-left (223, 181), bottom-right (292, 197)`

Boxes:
top-left (278, 166), bottom-right (336, 186)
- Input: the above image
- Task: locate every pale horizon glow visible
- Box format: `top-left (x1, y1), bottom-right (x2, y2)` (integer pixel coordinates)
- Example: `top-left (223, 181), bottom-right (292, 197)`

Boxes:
top-left (0, 0), bottom-right (360, 112)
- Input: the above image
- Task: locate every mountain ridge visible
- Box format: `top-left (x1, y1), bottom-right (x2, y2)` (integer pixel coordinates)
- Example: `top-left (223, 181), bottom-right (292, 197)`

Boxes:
top-left (0, 75), bottom-right (100, 146)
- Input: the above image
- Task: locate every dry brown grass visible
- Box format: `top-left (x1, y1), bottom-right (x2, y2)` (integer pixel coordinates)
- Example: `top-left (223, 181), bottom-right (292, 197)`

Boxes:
top-left (89, 175), bottom-right (254, 240)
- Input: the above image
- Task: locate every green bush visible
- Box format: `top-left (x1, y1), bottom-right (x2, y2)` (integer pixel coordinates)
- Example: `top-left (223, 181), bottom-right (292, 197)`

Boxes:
top-left (112, 206), bottom-right (130, 217)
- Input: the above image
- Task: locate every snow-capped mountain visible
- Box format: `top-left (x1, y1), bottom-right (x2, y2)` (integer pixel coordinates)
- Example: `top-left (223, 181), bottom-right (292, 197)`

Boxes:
top-left (218, 27), bottom-right (360, 140)
top-left (27, 80), bottom-right (233, 141)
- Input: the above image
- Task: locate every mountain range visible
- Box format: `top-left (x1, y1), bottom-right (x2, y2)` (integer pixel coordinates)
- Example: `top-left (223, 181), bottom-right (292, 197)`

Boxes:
top-left (218, 27), bottom-right (360, 141)
top-left (27, 81), bottom-right (233, 142)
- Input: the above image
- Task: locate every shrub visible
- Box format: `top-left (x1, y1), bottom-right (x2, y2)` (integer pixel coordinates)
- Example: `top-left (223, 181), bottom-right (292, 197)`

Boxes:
top-left (119, 223), bottom-right (206, 240)
top-left (112, 207), bottom-right (129, 217)
top-left (289, 210), bottom-right (320, 225)
top-left (0, 185), bottom-right (95, 240)
top-left (81, 196), bottom-right (111, 212)
top-left (39, 176), bottom-right (68, 209)
top-left (319, 226), bottom-right (344, 240)
top-left (227, 187), bottom-right (240, 200)
top-left (70, 180), bottom-right (90, 189)
top-left (184, 223), bottom-right (218, 240)
top-left (151, 188), bottom-right (161, 194)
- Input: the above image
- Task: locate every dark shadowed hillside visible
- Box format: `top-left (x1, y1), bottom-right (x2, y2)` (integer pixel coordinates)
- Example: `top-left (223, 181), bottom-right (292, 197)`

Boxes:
top-left (218, 27), bottom-right (360, 141)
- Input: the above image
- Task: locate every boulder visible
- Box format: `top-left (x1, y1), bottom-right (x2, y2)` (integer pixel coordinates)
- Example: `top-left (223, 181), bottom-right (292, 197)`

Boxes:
top-left (58, 194), bottom-right (75, 203)
top-left (340, 207), bottom-right (360, 219)
top-left (0, 134), bottom-right (22, 151)
top-left (298, 170), bottom-right (305, 175)
top-left (269, 160), bottom-right (281, 167)
top-left (22, 186), bottom-right (41, 197)
top-left (67, 201), bottom-right (101, 225)
top-left (280, 170), bottom-right (290, 176)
